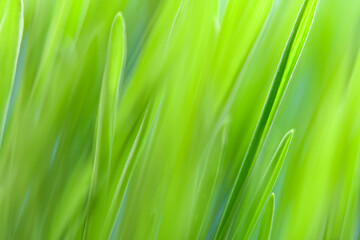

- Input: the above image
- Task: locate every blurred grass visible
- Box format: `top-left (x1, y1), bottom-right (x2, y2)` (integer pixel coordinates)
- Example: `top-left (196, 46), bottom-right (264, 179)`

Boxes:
top-left (0, 0), bottom-right (359, 239)
top-left (258, 193), bottom-right (274, 240)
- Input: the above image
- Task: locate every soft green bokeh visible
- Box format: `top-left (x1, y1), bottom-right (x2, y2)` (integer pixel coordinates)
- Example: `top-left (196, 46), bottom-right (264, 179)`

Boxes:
top-left (0, 0), bottom-right (359, 239)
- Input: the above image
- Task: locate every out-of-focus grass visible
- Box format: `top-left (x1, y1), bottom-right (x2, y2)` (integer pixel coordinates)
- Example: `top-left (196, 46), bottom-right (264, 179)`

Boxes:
top-left (0, 0), bottom-right (359, 239)
top-left (258, 193), bottom-right (275, 240)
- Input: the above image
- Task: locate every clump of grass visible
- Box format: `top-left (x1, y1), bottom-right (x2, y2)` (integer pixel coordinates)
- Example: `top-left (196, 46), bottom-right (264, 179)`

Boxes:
top-left (0, 0), bottom-right (360, 239)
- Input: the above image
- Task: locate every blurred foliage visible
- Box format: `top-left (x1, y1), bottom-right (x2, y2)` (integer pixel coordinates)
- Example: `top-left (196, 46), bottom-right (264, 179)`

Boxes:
top-left (0, 0), bottom-right (359, 239)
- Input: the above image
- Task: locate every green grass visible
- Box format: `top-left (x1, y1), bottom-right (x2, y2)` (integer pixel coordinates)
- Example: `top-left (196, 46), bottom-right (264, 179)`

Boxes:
top-left (258, 193), bottom-right (275, 240)
top-left (0, 0), bottom-right (360, 239)
top-left (215, 0), bottom-right (317, 236)
top-left (0, 0), bottom-right (23, 147)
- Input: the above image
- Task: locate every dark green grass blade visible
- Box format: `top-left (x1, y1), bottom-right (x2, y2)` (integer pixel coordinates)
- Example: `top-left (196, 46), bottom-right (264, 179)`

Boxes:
top-left (215, 0), bottom-right (318, 237)
top-left (258, 193), bottom-right (275, 240)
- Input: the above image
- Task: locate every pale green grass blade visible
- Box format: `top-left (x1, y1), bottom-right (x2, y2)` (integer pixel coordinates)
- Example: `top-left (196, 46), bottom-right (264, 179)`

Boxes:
top-left (187, 123), bottom-right (228, 239)
top-left (211, 0), bottom-right (273, 110)
top-left (0, 3), bottom-right (23, 235)
top-left (49, 161), bottom-right (92, 239)
top-left (339, 49), bottom-right (360, 239)
top-left (215, 0), bottom-right (318, 236)
top-left (27, 0), bottom-right (73, 108)
top-left (340, 149), bottom-right (360, 239)
top-left (100, 90), bottom-right (162, 239)
top-left (109, 93), bottom-right (164, 240)
top-left (83, 12), bottom-right (126, 239)
top-left (258, 193), bottom-right (275, 240)
top-left (0, 0), bottom-right (23, 147)
top-left (103, 104), bottom-right (150, 239)
top-left (201, 0), bottom-right (273, 184)
top-left (329, 47), bottom-right (360, 239)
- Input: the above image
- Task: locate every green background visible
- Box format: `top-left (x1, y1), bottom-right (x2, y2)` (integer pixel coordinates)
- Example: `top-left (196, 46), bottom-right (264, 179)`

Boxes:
top-left (0, 0), bottom-right (359, 239)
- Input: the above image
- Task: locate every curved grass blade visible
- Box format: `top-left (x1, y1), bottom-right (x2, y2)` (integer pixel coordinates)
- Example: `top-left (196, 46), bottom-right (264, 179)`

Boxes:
top-left (102, 102), bottom-right (151, 239)
top-left (107, 95), bottom-right (164, 239)
top-left (218, 130), bottom-right (293, 239)
top-left (95, 12), bottom-right (127, 193)
top-left (187, 123), bottom-right (228, 239)
top-left (83, 12), bottom-right (126, 239)
top-left (215, 0), bottom-right (318, 237)
top-left (109, 93), bottom-right (165, 240)
top-left (0, 0), bottom-right (23, 147)
top-left (241, 130), bottom-right (294, 239)
top-left (258, 193), bottom-right (275, 240)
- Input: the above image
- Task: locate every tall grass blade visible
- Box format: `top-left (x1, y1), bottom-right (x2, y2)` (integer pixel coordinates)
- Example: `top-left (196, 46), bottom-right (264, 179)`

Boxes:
top-left (215, 0), bottom-right (318, 237)
top-left (83, 12), bottom-right (126, 239)
top-left (103, 103), bottom-right (151, 238)
top-left (0, 0), bottom-right (23, 147)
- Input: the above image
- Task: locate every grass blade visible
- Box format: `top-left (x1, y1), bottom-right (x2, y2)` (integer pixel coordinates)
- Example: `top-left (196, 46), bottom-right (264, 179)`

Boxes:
top-left (0, 0), bottom-right (23, 147)
top-left (211, 0), bottom-right (273, 110)
top-left (215, 0), bottom-right (318, 237)
top-left (258, 193), bottom-right (275, 240)
top-left (241, 130), bottom-right (294, 239)
top-left (103, 104), bottom-right (150, 239)
top-left (83, 12), bottom-right (126, 239)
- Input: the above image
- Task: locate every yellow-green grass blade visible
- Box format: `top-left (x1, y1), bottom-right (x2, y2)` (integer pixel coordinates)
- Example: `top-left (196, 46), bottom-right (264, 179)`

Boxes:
top-left (241, 130), bottom-right (293, 239)
top-left (220, 129), bottom-right (293, 239)
top-left (215, 0), bottom-right (318, 237)
top-left (211, 0), bottom-right (273, 112)
top-left (106, 96), bottom-right (162, 239)
top-left (200, 0), bottom-right (274, 191)
top-left (325, 47), bottom-right (360, 239)
top-left (339, 49), bottom-right (360, 239)
top-left (103, 103), bottom-right (150, 239)
top-left (26, 0), bottom-right (74, 109)
top-left (110, 0), bottom-right (186, 169)
top-left (188, 123), bottom-right (228, 239)
top-left (258, 193), bottom-right (275, 240)
top-left (0, 2), bottom-right (23, 235)
top-left (48, 160), bottom-right (92, 239)
top-left (0, 0), bottom-right (23, 147)
top-left (83, 12), bottom-right (126, 239)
